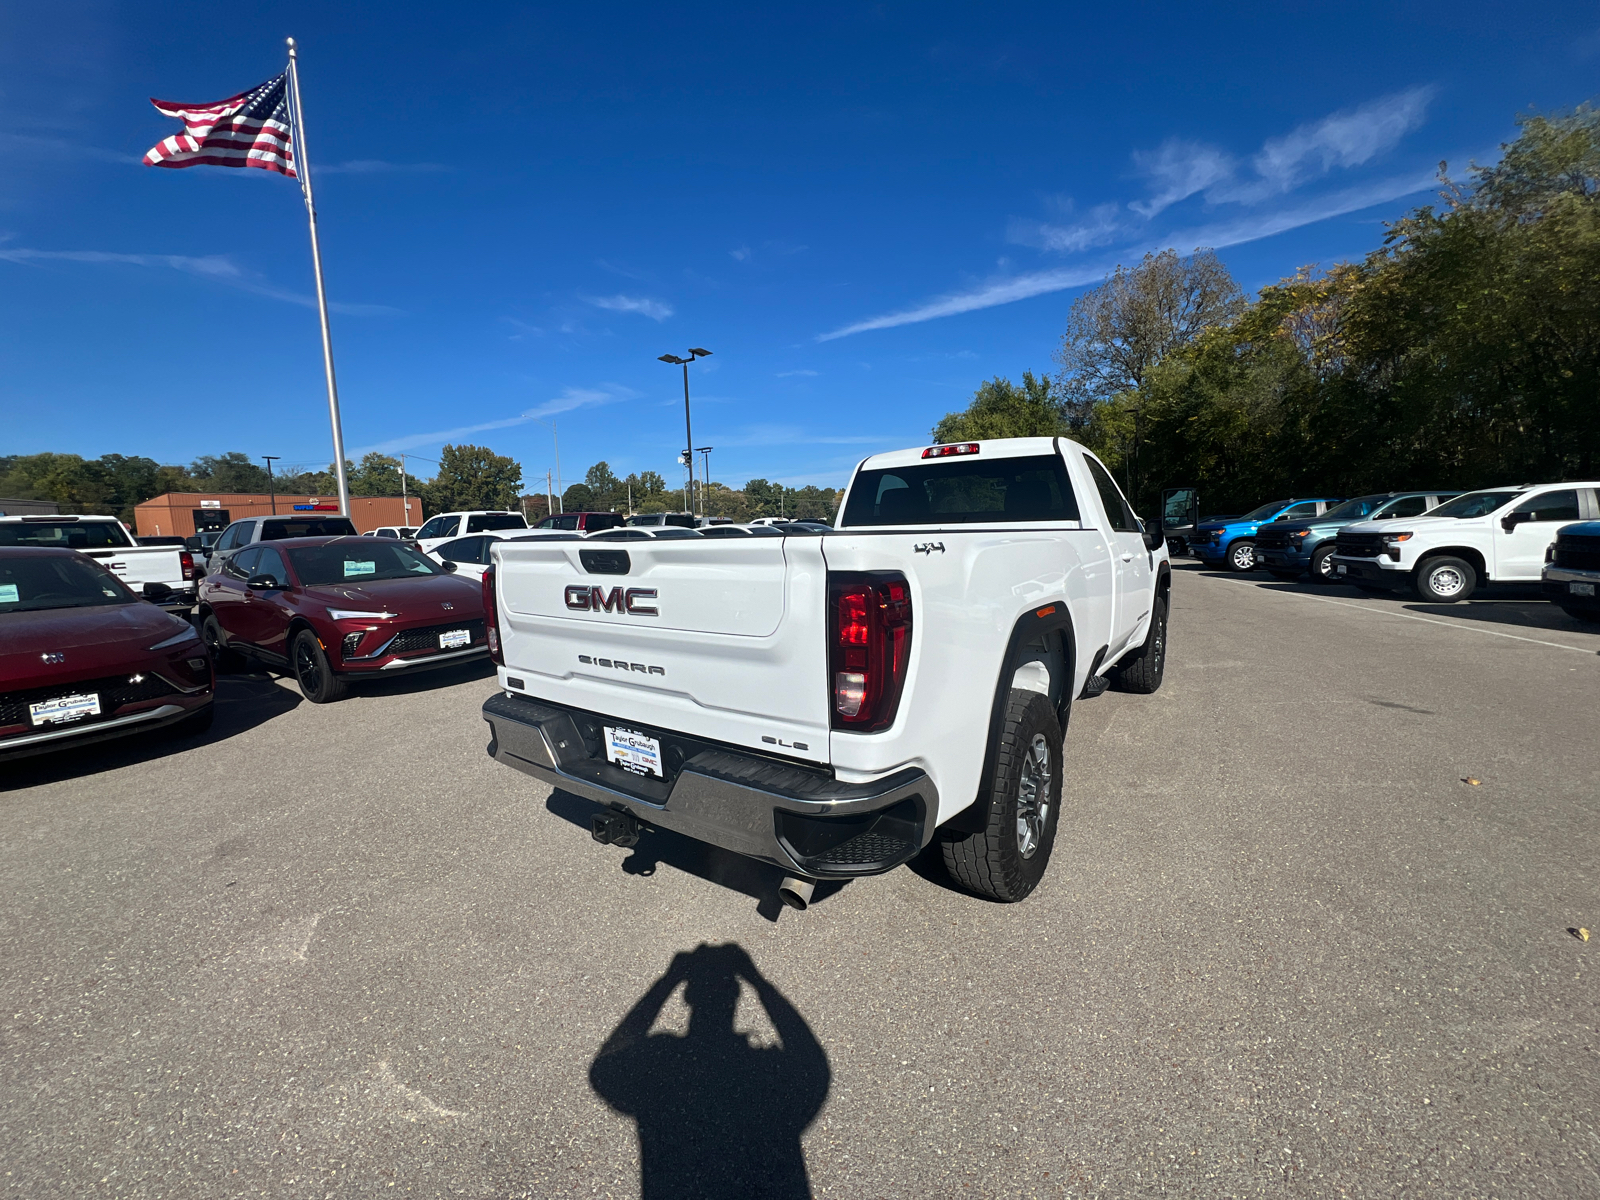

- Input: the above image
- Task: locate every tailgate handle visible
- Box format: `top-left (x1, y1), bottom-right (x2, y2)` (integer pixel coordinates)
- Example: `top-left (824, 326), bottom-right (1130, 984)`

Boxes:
top-left (86, 551), bottom-right (116, 559)
top-left (579, 549), bottom-right (631, 576)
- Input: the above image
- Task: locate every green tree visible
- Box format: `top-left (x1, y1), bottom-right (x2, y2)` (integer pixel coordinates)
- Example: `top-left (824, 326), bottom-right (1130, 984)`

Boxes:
top-left (931, 371), bottom-right (1069, 444)
top-left (349, 453), bottom-right (402, 496)
top-left (191, 452), bottom-right (270, 492)
top-left (561, 483), bottom-right (596, 511)
top-left (425, 444), bottom-right (524, 512)
top-left (584, 461), bottom-right (622, 510)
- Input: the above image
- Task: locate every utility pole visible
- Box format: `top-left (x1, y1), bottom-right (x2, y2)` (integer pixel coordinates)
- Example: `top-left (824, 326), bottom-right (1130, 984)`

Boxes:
top-left (658, 348), bottom-right (712, 516)
top-left (546, 470), bottom-right (554, 521)
top-left (262, 456), bottom-right (280, 514)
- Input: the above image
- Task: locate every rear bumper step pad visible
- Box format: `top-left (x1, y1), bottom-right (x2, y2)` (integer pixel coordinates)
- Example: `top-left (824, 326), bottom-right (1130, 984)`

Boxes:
top-left (481, 691), bottom-right (937, 878)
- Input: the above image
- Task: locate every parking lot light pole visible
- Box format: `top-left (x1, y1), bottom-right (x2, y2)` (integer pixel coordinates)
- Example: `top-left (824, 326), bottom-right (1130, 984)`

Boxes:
top-left (697, 446), bottom-right (713, 515)
top-left (659, 348), bottom-right (711, 515)
top-left (262, 456), bottom-right (280, 514)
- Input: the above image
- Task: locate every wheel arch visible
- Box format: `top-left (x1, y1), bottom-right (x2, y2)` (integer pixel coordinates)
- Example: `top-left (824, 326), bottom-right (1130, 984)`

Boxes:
top-left (1415, 545), bottom-right (1487, 579)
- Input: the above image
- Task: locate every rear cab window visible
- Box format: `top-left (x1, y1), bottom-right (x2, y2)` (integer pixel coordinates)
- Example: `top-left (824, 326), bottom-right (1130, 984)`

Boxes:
top-left (466, 513), bottom-right (528, 533)
top-left (260, 517), bottom-right (358, 540)
top-left (0, 520), bottom-right (134, 549)
top-left (841, 453), bottom-right (1081, 526)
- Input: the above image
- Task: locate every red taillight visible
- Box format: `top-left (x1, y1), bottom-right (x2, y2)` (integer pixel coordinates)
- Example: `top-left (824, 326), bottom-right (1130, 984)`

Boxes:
top-left (921, 442), bottom-right (980, 459)
top-left (828, 572), bottom-right (912, 732)
top-left (482, 562), bottom-right (504, 665)
top-left (179, 551), bottom-right (196, 581)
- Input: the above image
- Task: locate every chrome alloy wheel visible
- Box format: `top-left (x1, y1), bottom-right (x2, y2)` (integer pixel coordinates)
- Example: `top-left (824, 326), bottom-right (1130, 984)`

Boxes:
top-left (1015, 732), bottom-right (1052, 859)
top-left (1229, 542), bottom-right (1255, 570)
top-left (1427, 562), bottom-right (1467, 598)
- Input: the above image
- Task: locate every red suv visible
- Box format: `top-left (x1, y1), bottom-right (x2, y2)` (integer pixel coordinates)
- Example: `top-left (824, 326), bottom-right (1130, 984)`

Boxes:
top-left (197, 536), bottom-right (487, 703)
top-left (535, 511), bottom-right (625, 532)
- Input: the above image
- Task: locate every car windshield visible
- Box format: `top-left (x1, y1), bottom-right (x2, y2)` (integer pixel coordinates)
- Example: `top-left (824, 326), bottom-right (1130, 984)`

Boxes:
top-left (1320, 495), bottom-right (1389, 522)
top-left (286, 542), bottom-right (442, 585)
top-left (0, 555), bottom-right (135, 612)
top-left (842, 455), bottom-right (1081, 526)
top-left (261, 518), bottom-right (357, 540)
top-left (0, 520), bottom-right (132, 549)
top-left (1237, 500), bottom-right (1293, 522)
top-left (1428, 490), bottom-right (1523, 519)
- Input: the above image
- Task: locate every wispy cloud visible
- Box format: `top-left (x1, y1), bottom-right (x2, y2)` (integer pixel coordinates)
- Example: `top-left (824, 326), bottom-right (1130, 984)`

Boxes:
top-left (710, 423), bottom-right (902, 448)
top-left (823, 86), bottom-right (1439, 339)
top-left (317, 159), bottom-right (450, 175)
top-left (585, 293), bottom-right (674, 321)
top-left (352, 386), bottom-right (638, 456)
top-left (776, 369), bottom-right (818, 377)
top-left (0, 247), bottom-right (400, 315)
top-left (1128, 140), bottom-right (1234, 217)
top-left (729, 246), bottom-right (751, 261)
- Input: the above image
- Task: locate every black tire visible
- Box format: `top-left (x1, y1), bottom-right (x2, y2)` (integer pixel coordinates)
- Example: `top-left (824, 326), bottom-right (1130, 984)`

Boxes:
top-left (291, 628), bottom-right (349, 703)
top-left (1309, 545), bottom-right (1338, 583)
top-left (1112, 588), bottom-right (1168, 694)
top-left (200, 613), bottom-right (246, 673)
top-left (1414, 555), bottom-right (1477, 603)
top-left (169, 702), bottom-right (215, 738)
top-left (940, 689), bottom-right (1063, 903)
top-left (1225, 539), bottom-right (1256, 572)
top-left (1561, 606), bottom-right (1600, 624)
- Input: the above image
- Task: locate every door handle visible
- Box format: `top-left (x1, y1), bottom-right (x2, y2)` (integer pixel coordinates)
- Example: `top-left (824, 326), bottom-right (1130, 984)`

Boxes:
top-left (1120, 553), bottom-right (1134, 562)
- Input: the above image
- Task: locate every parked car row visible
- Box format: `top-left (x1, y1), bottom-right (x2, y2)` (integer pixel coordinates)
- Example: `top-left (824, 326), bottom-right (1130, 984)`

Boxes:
top-left (1181, 480), bottom-right (1600, 618)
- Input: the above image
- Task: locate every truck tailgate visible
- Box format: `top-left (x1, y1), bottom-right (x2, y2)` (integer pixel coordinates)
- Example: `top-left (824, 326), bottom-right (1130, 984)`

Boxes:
top-left (493, 537), bottom-right (831, 764)
top-left (82, 546), bottom-right (183, 591)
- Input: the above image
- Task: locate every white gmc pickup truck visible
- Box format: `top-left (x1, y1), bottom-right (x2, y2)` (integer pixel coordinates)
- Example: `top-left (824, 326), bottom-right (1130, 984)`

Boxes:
top-left (0, 515), bottom-right (201, 615)
top-left (479, 437), bottom-right (1171, 906)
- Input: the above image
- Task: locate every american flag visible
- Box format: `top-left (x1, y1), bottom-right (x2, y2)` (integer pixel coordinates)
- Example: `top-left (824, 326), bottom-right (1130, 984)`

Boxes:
top-left (142, 72), bottom-right (296, 177)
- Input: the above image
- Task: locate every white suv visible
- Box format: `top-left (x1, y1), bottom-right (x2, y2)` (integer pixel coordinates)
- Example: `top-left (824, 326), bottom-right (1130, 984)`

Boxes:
top-left (1331, 482), bottom-right (1600, 601)
top-left (413, 511), bottom-right (528, 556)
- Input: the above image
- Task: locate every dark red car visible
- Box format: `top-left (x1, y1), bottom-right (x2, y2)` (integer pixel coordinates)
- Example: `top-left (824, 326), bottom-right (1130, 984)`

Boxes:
top-left (0, 547), bottom-right (214, 761)
top-left (196, 535), bottom-right (487, 703)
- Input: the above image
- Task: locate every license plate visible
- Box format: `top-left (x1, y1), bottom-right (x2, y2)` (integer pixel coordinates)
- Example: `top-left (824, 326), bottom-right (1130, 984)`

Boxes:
top-left (604, 726), bottom-right (663, 778)
top-left (1336, 563), bottom-right (1348, 576)
top-left (30, 693), bottom-right (101, 726)
top-left (439, 628), bottom-right (471, 649)
top-left (1572, 582), bottom-right (1597, 597)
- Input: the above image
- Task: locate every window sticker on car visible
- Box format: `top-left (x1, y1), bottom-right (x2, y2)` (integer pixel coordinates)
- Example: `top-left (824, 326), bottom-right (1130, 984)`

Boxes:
top-left (0, 584), bottom-right (18, 603)
top-left (343, 560), bottom-right (377, 577)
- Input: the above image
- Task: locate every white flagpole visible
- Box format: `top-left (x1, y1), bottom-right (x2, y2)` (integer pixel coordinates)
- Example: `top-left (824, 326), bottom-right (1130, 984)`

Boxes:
top-left (285, 37), bottom-right (352, 518)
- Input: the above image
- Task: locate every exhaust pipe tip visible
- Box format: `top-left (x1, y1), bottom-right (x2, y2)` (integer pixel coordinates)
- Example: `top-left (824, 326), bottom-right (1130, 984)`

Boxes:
top-left (777, 876), bottom-right (816, 911)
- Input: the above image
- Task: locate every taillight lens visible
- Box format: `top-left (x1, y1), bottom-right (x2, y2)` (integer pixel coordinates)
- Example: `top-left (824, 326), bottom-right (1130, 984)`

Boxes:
top-left (483, 562), bottom-right (504, 665)
top-left (180, 551), bottom-right (196, 581)
top-left (828, 572), bottom-right (912, 732)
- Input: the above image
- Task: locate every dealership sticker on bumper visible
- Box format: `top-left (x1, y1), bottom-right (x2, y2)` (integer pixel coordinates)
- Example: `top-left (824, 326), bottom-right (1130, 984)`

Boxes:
top-left (30, 693), bottom-right (101, 726)
top-left (439, 628), bottom-right (471, 649)
top-left (1573, 582), bottom-right (1597, 597)
top-left (604, 726), bottom-right (663, 777)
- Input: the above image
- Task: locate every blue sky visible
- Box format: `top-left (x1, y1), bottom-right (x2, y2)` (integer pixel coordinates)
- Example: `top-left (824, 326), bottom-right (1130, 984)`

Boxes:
top-left (3, 2), bottom-right (1596, 494)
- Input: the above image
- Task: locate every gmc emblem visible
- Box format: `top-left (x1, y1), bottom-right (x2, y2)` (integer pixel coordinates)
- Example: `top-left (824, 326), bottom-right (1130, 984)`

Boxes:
top-left (565, 585), bottom-right (658, 616)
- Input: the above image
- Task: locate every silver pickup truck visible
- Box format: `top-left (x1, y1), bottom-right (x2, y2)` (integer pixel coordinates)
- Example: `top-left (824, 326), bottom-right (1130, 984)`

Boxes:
top-left (0, 515), bottom-right (201, 615)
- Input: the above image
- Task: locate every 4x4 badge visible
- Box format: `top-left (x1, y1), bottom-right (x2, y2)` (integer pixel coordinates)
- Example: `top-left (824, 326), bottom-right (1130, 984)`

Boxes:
top-left (914, 542), bottom-right (945, 554)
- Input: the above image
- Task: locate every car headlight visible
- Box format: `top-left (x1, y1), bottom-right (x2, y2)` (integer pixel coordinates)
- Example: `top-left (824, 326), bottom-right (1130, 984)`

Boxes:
top-left (1289, 530), bottom-right (1310, 539)
top-left (1382, 532), bottom-right (1413, 544)
top-left (326, 608), bottom-right (397, 620)
top-left (148, 626), bottom-right (201, 651)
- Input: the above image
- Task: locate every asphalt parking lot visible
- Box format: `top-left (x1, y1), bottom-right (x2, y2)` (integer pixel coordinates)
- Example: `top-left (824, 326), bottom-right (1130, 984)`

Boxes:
top-left (4, 564), bottom-right (1598, 1199)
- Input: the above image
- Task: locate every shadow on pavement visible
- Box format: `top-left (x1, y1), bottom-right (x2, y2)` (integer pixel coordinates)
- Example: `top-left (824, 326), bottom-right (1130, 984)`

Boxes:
top-left (589, 942), bottom-right (830, 1200)
top-left (0, 672), bottom-right (300, 791)
top-left (545, 789), bottom-right (847, 922)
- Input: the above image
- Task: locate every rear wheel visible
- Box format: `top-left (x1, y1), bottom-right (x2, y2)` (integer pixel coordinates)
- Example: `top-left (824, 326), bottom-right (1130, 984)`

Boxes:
top-left (1112, 589), bottom-right (1168, 694)
top-left (1415, 556), bottom-right (1477, 603)
top-left (1309, 545), bottom-right (1338, 583)
top-left (940, 689), bottom-right (1063, 903)
top-left (291, 628), bottom-right (349, 704)
top-left (1225, 540), bottom-right (1256, 572)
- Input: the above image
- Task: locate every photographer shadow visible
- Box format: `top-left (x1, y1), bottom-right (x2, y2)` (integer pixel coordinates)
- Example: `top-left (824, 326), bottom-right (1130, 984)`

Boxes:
top-left (590, 943), bottom-right (830, 1200)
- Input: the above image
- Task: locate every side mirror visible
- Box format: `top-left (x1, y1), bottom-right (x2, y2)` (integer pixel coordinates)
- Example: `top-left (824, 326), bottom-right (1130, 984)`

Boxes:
top-left (142, 581), bottom-right (174, 602)
top-left (246, 573), bottom-right (281, 590)
top-left (1140, 519), bottom-right (1164, 552)
top-left (440, 560), bottom-right (459, 573)
top-left (1501, 511), bottom-right (1528, 533)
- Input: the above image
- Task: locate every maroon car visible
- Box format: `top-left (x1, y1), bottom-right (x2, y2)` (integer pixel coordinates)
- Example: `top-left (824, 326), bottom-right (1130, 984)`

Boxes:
top-left (0, 547), bottom-right (214, 761)
top-left (197, 535), bottom-right (487, 703)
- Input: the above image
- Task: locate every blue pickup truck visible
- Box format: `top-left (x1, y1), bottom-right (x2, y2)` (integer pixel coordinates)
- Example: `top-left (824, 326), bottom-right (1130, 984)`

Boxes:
top-left (1190, 498), bottom-right (1344, 572)
top-left (1254, 491), bottom-right (1459, 581)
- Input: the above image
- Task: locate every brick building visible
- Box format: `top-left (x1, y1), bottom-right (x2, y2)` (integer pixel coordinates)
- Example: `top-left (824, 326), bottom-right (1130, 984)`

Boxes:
top-left (133, 493), bottom-right (424, 538)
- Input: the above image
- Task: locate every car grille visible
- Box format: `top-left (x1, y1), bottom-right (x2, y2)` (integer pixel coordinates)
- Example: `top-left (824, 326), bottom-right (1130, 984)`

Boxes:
top-left (0, 672), bottom-right (181, 732)
top-left (1554, 534), bottom-right (1600, 572)
top-left (1192, 530), bottom-right (1219, 546)
top-left (385, 618), bottom-right (487, 656)
top-left (1254, 529), bottom-right (1294, 550)
top-left (1336, 531), bottom-right (1385, 558)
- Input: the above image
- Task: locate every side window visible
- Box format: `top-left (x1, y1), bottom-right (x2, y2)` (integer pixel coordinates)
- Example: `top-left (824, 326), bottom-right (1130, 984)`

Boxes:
top-left (215, 523), bottom-right (244, 551)
top-left (1513, 490), bottom-right (1580, 522)
top-left (1082, 455), bottom-right (1137, 533)
top-left (1379, 495), bottom-right (1431, 520)
top-left (417, 516), bottom-right (452, 540)
top-left (555, 514), bottom-right (581, 531)
top-left (229, 547), bottom-right (262, 580)
top-left (255, 547), bottom-right (288, 583)
top-left (436, 536), bottom-right (484, 564)
top-left (1283, 502), bottom-right (1319, 519)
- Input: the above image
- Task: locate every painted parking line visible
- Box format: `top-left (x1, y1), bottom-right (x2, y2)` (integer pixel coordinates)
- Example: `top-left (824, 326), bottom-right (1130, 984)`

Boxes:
top-left (1199, 572), bottom-right (1598, 655)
